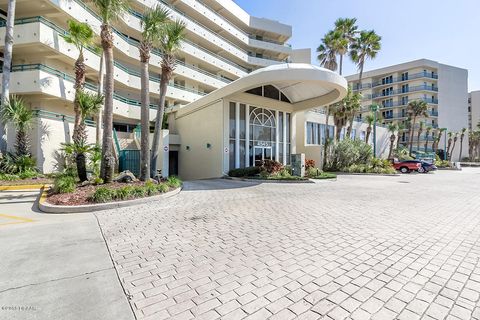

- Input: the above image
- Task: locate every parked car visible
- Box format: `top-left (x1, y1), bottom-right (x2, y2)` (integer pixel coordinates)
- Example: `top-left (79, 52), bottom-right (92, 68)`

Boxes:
top-left (392, 160), bottom-right (422, 173)
top-left (419, 161), bottom-right (437, 173)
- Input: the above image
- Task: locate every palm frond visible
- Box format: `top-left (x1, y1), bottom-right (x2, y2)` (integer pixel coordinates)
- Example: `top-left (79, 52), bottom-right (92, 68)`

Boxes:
top-left (89, 0), bottom-right (131, 23)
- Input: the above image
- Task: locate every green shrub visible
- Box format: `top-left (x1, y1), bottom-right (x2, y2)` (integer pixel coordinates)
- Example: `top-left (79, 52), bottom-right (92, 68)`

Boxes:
top-left (228, 166), bottom-right (261, 177)
top-left (0, 153), bottom-right (38, 175)
top-left (0, 173), bottom-right (20, 181)
top-left (114, 186), bottom-right (134, 200)
top-left (157, 183), bottom-right (169, 193)
top-left (166, 176), bottom-right (182, 188)
top-left (131, 186), bottom-right (147, 198)
top-left (324, 139), bottom-right (372, 172)
top-left (145, 181), bottom-right (158, 196)
top-left (92, 177), bottom-right (104, 185)
top-left (18, 170), bottom-right (38, 180)
top-left (90, 187), bottom-right (115, 203)
top-left (53, 175), bottom-right (76, 194)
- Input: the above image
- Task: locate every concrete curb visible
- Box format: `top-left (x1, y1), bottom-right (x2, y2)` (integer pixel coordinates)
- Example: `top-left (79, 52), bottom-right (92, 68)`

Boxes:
top-left (39, 187), bottom-right (182, 214)
top-left (0, 184), bottom-right (51, 191)
top-left (333, 172), bottom-right (400, 177)
top-left (224, 176), bottom-right (315, 184)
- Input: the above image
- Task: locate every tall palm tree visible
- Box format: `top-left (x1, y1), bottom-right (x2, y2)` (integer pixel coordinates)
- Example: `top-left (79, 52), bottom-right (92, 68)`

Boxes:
top-left (0, 96), bottom-right (33, 157)
top-left (139, 6), bottom-right (170, 181)
top-left (424, 126), bottom-right (432, 152)
top-left (332, 100), bottom-right (347, 141)
top-left (0, 0), bottom-right (16, 153)
top-left (407, 100), bottom-right (428, 155)
top-left (96, 50), bottom-right (104, 145)
top-left (91, 0), bottom-right (131, 183)
top-left (322, 105), bottom-right (331, 169)
top-left (333, 18), bottom-right (357, 75)
top-left (416, 121), bottom-right (424, 152)
top-left (151, 20), bottom-right (186, 178)
top-left (62, 20), bottom-right (97, 144)
top-left (387, 122), bottom-right (398, 159)
top-left (365, 113), bottom-right (375, 144)
top-left (446, 132), bottom-right (453, 160)
top-left (75, 91), bottom-right (104, 181)
top-left (458, 128), bottom-right (467, 161)
top-left (317, 31), bottom-right (339, 72)
top-left (350, 30), bottom-right (381, 81)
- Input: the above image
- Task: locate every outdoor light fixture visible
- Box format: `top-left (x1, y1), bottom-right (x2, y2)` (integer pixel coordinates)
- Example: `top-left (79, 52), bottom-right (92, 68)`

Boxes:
top-left (206, 143), bottom-right (212, 149)
top-left (186, 146), bottom-right (190, 151)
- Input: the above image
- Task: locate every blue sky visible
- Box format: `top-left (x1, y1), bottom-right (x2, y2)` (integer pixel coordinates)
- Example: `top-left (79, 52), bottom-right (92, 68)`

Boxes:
top-left (234, 0), bottom-right (480, 91)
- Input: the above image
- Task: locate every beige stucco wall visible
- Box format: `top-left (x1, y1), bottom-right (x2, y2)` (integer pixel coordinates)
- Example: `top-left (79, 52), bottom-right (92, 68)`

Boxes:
top-left (174, 100), bottom-right (225, 180)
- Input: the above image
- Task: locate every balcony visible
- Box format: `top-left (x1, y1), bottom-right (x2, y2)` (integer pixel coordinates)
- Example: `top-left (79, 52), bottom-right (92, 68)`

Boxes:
top-left (372, 85), bottom-right (438, 99)
top-left (352, 71), bottom-right (439, 91)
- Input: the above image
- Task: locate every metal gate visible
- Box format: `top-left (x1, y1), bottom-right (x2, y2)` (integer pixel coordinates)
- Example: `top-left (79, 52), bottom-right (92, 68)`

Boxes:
top-left (118, 150), bottom-right (140, 177)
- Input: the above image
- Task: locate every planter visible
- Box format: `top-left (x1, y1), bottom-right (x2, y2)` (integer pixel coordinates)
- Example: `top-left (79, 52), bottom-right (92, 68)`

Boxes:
top-left (39, 187), bottom-right (182, 214)
top-left (224, 176), bottom-right (314, 184)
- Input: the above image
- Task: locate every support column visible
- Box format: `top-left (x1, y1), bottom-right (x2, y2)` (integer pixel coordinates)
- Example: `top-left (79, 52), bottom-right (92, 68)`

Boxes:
top-left (245, 105), bottom-right (250, 167)
top-left (275, 110), bottom-right (279, 162)
top-left (235, 102), bottom-right (240, 168)
top-left (283, 113), bottom-right (287, 165)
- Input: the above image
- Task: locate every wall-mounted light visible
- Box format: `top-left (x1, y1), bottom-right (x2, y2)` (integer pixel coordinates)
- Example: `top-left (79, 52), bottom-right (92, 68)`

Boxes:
top-left (186, 146), bottom-right (190, 151)
top-left (206, 143), bottom-right (212, 149)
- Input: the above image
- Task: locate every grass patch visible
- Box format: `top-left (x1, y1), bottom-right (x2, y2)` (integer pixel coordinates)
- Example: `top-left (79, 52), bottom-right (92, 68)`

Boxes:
top-left (309, 172), bottom-right (337, 179)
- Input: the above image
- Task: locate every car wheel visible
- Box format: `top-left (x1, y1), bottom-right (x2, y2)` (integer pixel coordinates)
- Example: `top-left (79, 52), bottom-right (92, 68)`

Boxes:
top-left (418, 167), bottom-right (425, 173)
top-left (400, 167), bottom-right (409, 174)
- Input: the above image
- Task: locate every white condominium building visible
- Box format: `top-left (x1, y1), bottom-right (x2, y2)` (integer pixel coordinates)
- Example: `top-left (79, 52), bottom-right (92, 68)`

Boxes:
top-left (346, 59), bottom-right (469, 159)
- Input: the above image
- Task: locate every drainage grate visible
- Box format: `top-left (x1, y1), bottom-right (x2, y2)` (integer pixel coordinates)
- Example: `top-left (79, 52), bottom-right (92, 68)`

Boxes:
top-left (398, 181), bottom-right (410, 184)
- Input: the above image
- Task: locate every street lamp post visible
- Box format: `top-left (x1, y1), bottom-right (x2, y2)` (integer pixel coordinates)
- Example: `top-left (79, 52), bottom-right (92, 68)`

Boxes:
top-left (442, 128), bottom-right (448, 160)
top-left (370, 104), bottom-right (380, 157)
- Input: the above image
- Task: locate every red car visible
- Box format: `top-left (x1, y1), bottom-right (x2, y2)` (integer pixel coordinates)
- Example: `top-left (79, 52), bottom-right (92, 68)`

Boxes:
top-left (393, 160), bottom-right (422, 173)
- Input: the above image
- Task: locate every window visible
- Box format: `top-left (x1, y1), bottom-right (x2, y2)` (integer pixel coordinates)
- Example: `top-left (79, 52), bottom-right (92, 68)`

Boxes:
top-left (401, 72), bottom-right (409, 81)
top-left (401, 84), bottom-right (409, 93)
top-left (306, 122), bottom-right (321, 145)
top-left (246, 85), bottom-right (291, 103)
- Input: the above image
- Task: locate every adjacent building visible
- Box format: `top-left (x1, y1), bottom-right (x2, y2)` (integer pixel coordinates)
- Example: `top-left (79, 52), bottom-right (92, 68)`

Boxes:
top-left (0, 0), bottom-right (389, 179)
top-left (346, 59), bottom-right (469, 160)
top-left (469, 91), bottom-right (480, 131)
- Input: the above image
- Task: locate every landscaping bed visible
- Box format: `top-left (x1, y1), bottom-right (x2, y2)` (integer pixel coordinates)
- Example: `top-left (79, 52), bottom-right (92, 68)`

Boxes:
top-left (46, 177), bottom-right (182, 206)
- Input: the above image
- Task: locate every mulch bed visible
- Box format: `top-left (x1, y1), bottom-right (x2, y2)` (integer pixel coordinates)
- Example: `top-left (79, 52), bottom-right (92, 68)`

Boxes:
top-left (0, 177), bottom-right (53, 186)
top-left (46, 181), bottom-right (153, 206)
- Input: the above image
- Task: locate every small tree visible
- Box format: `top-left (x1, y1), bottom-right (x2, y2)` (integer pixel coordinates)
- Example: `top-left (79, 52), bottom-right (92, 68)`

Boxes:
top-left (387, 122), bottom-right (398, 159)
top-left (449, 132), bottom-right (458, 161)
top-left (364, 113), bottom-right (375, 144)
top-left (407, 100), bottom-right (428, 155)
top-left (458, 128), bottom-right (466, 161)
top-left (0, 96), bottom-right (33, 156)
top-left (424, 126), bottom-right (432, 152)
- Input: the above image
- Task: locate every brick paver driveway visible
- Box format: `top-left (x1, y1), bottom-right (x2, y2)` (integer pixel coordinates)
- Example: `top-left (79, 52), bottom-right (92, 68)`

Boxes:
top-left (96, 169), bottom-right (480, 320)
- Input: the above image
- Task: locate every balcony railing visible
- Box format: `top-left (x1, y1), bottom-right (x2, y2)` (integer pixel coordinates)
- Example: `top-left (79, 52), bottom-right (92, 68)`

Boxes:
top-left (372, 85), bottom-right (438, 98)
top-left (352, 71), bottom-right (439, 90)
top-left (33, 109), bottom-right (96, 127)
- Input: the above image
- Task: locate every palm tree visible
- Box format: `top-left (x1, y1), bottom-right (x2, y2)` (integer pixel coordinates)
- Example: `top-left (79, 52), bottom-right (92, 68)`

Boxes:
top-left (322, 105), bottom-right (331, 169)
top-left (96, 50), bottom-right (105, 145)
top-left (0, 96), bottom-right (33, 157)
top-left (0, 0), bottom-right (16, 153)
top-left (446, 132), bottom-right (453, 160)
top-left (317, 31), bottom-right (339, 72)
top-left (436, 127), bottom-right (447, 154)
top-left (396, 121), bottom-right (406, 149)
top-left (332, 100), bottom-right (347, 141)
top-left (345, 89), bottom-right (362, 139)
top-left (151, 20), bottom-right (186, 178)
top-left (458, 128), bottom-right (467, 161)
top-left (350, 30), bottom-right (381, 81)
top-left (424, 126), bottom-right (432, 152)
top-left (333, 18), bottom-right (357, 75)
top-left (62, 20), bottom-right (97, 144)
top-left (416, 121), bottom-right (424, 152)
top-left (74, 91), bottom-right (104, 181)
top-left (365, 113), bottom-right (375, 144)
top-left (449, 132), bottom-right (459, 161)
top-left (407, 100), bottom-right (428, 155)
top-left (387, 122), bottom-right (398, 159)
top-left (91, 0), bottom-right (131, 183)
top-left (139, 6), bottom-right (170, 181)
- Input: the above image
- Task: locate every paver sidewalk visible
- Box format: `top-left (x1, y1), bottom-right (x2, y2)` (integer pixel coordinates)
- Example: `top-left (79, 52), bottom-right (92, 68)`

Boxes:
top-left (96, 169), bottom-right (480, 320)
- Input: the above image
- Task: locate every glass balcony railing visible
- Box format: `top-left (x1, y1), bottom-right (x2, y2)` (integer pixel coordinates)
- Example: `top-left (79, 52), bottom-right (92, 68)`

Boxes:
top-left (1, 16), bottom-right (234, 84)
top-left (8, 63), bottom-right (206, 107)
top-left (372, 85), bottom-right (438, 98)
top-left (33, 109), bottom-right (96, 127)
top-left (352, 71), bottom-right (439, 90)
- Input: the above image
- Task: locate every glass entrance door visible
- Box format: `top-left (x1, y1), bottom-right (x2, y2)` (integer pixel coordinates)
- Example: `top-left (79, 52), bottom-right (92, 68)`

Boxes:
top-left (254, 147), bottom-right (272, 166)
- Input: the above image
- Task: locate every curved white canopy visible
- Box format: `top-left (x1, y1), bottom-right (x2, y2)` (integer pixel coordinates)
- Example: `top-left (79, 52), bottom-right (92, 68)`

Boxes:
top-left (177, 63), bottom-right (348, 115)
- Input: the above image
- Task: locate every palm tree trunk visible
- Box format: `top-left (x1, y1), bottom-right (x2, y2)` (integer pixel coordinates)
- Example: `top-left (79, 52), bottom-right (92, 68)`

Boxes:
top-left (96, 51), bottom-right (104, 146)
top-left (365, 126), bottom-right (371, 144)
top-left (150, 69), bottom-right (170, 178)
top-left (449, 141), bottom-right (457, 162)
top-left (16, 129), bottom-right (28, 157)
top-left (424, 133), bottom-right (429, 152)
top-left (100, 25), bottom-right (115, 183)
top-left (388, 135), bottom-right (395, 159)
top-left (396, 134), bottom-right (402, 149)
top-left (0, 0), bottom-right (16, 153)
top-left (339, 54), bottom-right (343, 75)
top-left (335, 121), bottom-right (342, 141)
top-left (408, 116), bottom-right (416, 155)
top-left (416, 130), bottom-right (421, 153)
top-left (459, 136), bottom-right (464, 161)
top-left (346, 114), bottom-right (354, 139)
top-left (140, 57), bottom-right (150, 181)
top-left (76, 152), bottom-right (87, 182)
top-left (73, 51), bottom-right (86, 144)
